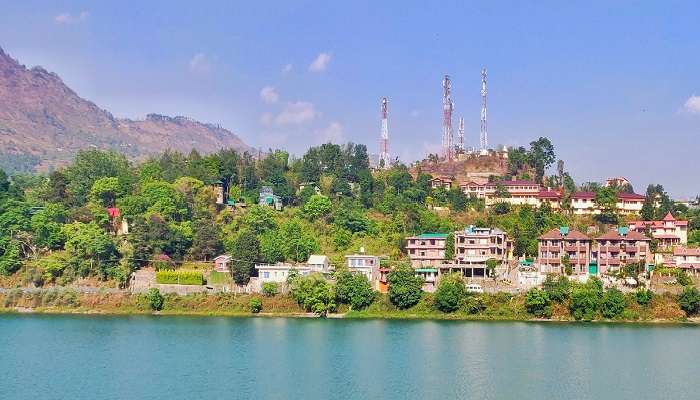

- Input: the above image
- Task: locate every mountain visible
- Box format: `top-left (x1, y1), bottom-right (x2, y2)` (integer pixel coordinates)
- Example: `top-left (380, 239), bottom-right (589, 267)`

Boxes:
top-left (0, 47), bottom-right (250, 173)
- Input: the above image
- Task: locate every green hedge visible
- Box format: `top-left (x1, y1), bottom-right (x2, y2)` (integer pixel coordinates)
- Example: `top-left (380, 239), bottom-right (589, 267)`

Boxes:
top-left (156, 270), bottom-right (204, 285)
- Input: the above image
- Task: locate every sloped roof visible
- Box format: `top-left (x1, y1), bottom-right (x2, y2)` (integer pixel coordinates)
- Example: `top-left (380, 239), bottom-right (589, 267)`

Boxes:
top-left (618, 192), bottom-right (646, 200)
top-left (571, 191), bottom-right (596, 199)
top-left (539, 228), bottom-right (590, 240)
top-left (674, 247), bottom-right (700, 256)
top-left (596, 229), bottom-right (650, 241)
top-left (663, 212), bottom-right (676, 221)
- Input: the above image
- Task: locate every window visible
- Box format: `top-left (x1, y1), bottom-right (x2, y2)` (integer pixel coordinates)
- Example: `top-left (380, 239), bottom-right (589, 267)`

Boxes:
top-left (263, 272), bottom-right (270, 279)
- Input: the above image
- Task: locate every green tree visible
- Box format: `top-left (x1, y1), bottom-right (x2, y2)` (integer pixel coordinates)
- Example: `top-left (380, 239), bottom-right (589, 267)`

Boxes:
top-left (444, 233), bottom-right (455, 261)
top-left (569, 281), bottom-right (603, 320)
top-left (678, 286), bottom-right (700, 316)
top-left (261, 282), bottom-right (278, 297)
top-left (189, 218), bottom-right (223, 260)
top-left (230, 230), bottom-right (260, 285)
top-left (387, 264), bottom-right (423, 309)
top-left (543, 274), bottom-right (570, 303)
top-left (290, 273), bottom-right (336, 315)
top-left (241, 205), bottom-right (277, 234)
top-left (601, 288), bottom-right (626, 319)
top-left (65, 150), bottom-right (131, 205)
top-left (434, 273), bottom-right (466, 313)
top-left (485, 258), bottom-right (499, 279)
top-left (146, 288), bottom-right (164, 311)
top-left (303, 194), bottom-right (332, 220)
top-left (525, 288), bottom-right (552, 318)
top-left (0, 238), bottom-right (23, 276)
top-left (528, 137), bottom-right (556, 184)
top-left (89, 177), bottom-right (123, 208)
top-left (61, 222), bottom-right (119, 279)
top-left (335, 269), bottom-right (375, 310)
top-left (636, 289), bottom-right (653, 306)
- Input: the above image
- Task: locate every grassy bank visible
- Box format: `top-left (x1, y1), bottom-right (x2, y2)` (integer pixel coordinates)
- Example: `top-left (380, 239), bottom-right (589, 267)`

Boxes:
top-left (0, 288), bottom-right (692, 323)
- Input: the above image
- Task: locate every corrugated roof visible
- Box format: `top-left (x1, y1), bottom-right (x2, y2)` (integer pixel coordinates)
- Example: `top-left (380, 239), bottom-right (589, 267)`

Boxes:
top-left (417, 233), bottom-right (449, 239)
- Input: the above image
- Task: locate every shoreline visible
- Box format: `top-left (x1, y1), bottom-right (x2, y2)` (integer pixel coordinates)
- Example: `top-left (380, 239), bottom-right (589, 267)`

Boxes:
top-left (1, 306), bottom-right (697, 325)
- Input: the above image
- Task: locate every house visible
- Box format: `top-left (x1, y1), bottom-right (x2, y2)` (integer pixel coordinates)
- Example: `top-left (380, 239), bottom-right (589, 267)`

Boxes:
top-left (414, 268), bottom-right (438, 292)
top-left (445, 226), bottom-right (509, 278)
top-left (605, 177), bottom-right (631, 188)
top-left (430, 176), bottom-right (453, 190)
top-left (594, 227), bottom-right (652, 275)
top-left (106, 207), bottom-right (129, 235)
top-left (616, 192), bottom-right (646, 214)
top-left (213, 255), bottom-right (232, 273)
top-left (405, 233), bottom-right (448, 267)
top-left (307, 255), bottom-right (331, 273)
top-left (460, 178), bottom-right (541, 207)
top-left (538, 189), bottom-right (563, 210)
top-left (255, 263), bottom-right (311, 282)
top-left (668, 247), bottom-right (700, 275)
top-left (629, 212), bottom-right (688, 248)
top-left (345, 247), bottom-right (380, 283)
top-left (378, 268), bottom-right (391, 293)
top-left (259, 186), bottom-right (283, 210)
top-left (537, 227), bottom-right (593, 275)
top-left (570, 192), bottom-right (599, 215)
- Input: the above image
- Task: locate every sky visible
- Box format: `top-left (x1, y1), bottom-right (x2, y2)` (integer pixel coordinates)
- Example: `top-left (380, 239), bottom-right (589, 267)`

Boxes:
top-left (1, 1), bottom-right (699, 198)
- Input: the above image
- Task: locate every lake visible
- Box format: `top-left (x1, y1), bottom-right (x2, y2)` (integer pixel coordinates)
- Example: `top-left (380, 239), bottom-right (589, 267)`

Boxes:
top-left (1, 314), bottom-right (698, 400)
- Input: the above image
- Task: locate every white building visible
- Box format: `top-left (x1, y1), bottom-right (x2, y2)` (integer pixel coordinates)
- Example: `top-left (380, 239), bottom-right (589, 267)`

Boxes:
top-left (255, 263), bottom-right (311, 283)
top-left (345, 247), bottom-right (380, 282)
top-left (307, 255), bottom-right (331, 273)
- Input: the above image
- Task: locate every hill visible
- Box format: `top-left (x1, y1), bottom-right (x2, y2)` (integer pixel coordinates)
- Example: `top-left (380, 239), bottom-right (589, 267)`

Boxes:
top-left (0, 47), bottom-right (250, 173)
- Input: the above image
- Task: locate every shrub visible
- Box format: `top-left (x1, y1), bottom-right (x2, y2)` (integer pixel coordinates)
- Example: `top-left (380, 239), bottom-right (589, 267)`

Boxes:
top-left (464, 295), bottom-right (486, 314)
top-left (678, 286), bottom-right (700, 316)
top-left (434, 273), bottom-right (466, 313)
top-left (387, 264), bottom-right (423, 309)
top-left (676, 270), bottom-right (692, 287)
top-left (601, 288), bottom-right (626, 319)
top-left (525, 288), bottom-right (552, 318)
top-left (156, 270), bottom-right (204, 285)
top-left (335, 269), bottom-right (376, 310)
top-left (290, 273), bottom-right (336, 315)
top-left (636, 289), bottom-right (653, 306)
top-left (262, 282), bottom-right (279, 297)
top-left (543, 274), bottom-right (570, 303)
top-left (146, 288), bottom-right (164, 311)
top-left (250, 297), bottom-right (263, 313)
top-left (569, 284), bottom-right (602, 320)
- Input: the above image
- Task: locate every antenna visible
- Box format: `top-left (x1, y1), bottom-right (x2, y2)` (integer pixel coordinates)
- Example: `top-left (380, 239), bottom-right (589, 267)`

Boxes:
top-left (379, 97), bottom-right (390, 169)
top-left (442, 75), bottom-right (454, 160)
top-left (480, 68), bottom-right (488, 152)
top-left (458, 117), bottom-right (465, 152)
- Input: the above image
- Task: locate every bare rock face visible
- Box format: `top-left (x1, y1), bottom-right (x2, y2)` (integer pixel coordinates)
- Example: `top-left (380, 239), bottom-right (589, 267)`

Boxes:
top-left (0, 47), bottom-right (250, 172)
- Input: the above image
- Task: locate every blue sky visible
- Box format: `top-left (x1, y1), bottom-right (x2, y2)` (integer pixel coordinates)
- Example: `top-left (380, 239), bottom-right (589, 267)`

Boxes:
top-left (1, 1), bottom-right (699, 197)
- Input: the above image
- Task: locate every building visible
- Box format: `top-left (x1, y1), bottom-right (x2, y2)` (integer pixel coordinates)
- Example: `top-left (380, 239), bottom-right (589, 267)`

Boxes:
top-left (570, 192), bottom-right (598, 215)
top-left (259, 186), bottom-right (283, 210)
top-left (538, 227), bottom-right (592, 275)
top-left (605, 177), bottom-right (631, 188)
top-left (538, 189), bottom-right (563, 210)
top-left (307, 255), bottom-right (331, 273)
top-left (460, 178), bottom-right (541, 206)
top-left (444, 226), bottom-right (509, 278)
top-left (616, 192), bottom-right (646, 214)
top-left (430, 176), bottom-right (453, 190)
top-left (594, 227), bottom-right (652, 275)
top-left (668, 247), bottom-right (700, 275)
top-left (213, 255), bottom-right (232, 273)
top-left (255, 263), bottom-right (311, 283)
top-left (406, 233), bottom-right (448, 267)
top-left (345, 248), bottom-right (380, 283)
top-left (629, 212), bottom-right (688, 248)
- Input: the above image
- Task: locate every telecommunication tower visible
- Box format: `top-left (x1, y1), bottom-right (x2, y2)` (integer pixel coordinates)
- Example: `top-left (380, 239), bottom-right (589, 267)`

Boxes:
top-left (379, 97), bottom-right (390, 169)
top-left (480, 68), bottom-right (488, 152)
top-left (458, 117), bottom-right (465, 152)
top-left (442, 75), bottom-right (454, 160)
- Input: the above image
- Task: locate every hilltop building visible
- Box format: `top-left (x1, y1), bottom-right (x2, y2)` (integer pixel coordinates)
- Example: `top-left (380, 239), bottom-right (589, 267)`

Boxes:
top-left (629, 212), bottom-right (688, 248)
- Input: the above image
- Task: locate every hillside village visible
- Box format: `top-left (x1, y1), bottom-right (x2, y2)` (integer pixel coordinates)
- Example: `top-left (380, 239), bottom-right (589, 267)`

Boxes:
top-left (0, 139), bottom-right (699, 320)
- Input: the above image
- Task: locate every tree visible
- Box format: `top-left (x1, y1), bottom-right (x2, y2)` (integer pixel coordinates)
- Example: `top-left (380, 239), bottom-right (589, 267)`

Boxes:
top-left (387, 264), bottom-right (423, 309)
top-left (525, 288), bottom-right (552, 318)
top-left (492, 202), bottom-right (511, 215)
top-left (262, 282), bottom-right (278, 297)
top-left (146, 288), bottom-right (164, 311)
top-left (241, 205), bottom-right (277, 234)
top-left (335, 269), bottom-right (375, 310)
top-left (444, 233), bottom-right (455, 261)
top-left (543, 274), bottom-right (570, 303)
top-left (601, 288), bottom-right (626, 319)
top-left (303, 194), bottom-right (332, 220)
top-left (569, 280), bottom-right (603, 320)
top-left (89, 177), bottom-right (123, 207)
top-left (434, 273), bottom-right (466, 313)
top-left (65, 150), bottom-right (131, 205)
top-left (636, 289), bottom-right (653, 306)
top-left (230, 230), bottom-right (260, 285)
top-left (189, 218), bottom-right (223, 260)
top-left (485, 258), bottom-right (499, 279)
top-left (0, 238), bottom-right (23, 276)
top-left (61, 222), bottom-right (119, 279)
top-left (561, 254), bottom-right (573, 275)
top-left (678, 286), bottom-right (700, 316)
top-left (528, 137), bottom-right (556, 183)
top-left (290, 273), bottom-right (336, 315)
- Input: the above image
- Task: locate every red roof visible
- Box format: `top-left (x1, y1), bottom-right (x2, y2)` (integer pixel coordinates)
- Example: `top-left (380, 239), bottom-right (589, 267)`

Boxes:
top-left (617, 192), bottom-right (645, 200)
top-left (662, 212), bottom-right (676, 221)
top-left (500, 179), bottom-right (538, 187)
top-left (596, 229), bottom-right (650, 241)
top-left (674, 247), bottom-right (700, 256)
top-left (539, 228), bottom-right (590, 241)
top-left (107, 207), bottom-right (120, 218)
top-left (571, 191), bottom-right (596, 199)
top-left (538, 190), bottom-right (562, 199)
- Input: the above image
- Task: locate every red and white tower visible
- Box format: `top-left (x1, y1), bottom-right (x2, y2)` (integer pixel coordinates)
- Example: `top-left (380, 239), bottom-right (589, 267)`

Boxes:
top-left (379, 97), bottom-right (390, 169)
top-left (442, 75), bottom-right (454, 160)
top-left (458, 117), bottom-right (465, 152)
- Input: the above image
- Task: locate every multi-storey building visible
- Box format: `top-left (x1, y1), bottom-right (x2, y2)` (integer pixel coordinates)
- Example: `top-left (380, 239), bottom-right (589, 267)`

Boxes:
top-left (629, 212), bottom-right (688, 248)
top-left (445, 226), bottom-right (509, 278)
top-left (594, 228), bottom-right (652, 274)
top-left (538, 189), bottom-right (563, 210)
top-left (430, 176), bottom-right (453, 190)
top-left (668, 247), bottom-right (700, 275)
top-left (460, 178), bottom-right (541, 206)
top-left (570, 192), bottom-right (598, 215)
top-left (615, 192), bottom-right (646, 214)
top-left (568, 191), bottom-right (645, 215)
top-left (345, 248), bottom-right (380, 283)
top-left (406, 233), bottom-right (448, 267)
top-left (537, 227), bottom-right (592, 275)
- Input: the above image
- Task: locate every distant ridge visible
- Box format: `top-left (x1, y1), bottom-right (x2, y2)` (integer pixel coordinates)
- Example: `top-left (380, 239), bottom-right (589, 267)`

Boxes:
top-left (0, 46), bottom-right (250, 172)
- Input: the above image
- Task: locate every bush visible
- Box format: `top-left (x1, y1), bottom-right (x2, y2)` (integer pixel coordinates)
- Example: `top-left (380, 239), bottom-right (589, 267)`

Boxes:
top-left (262, 282), bottom-right (279, 297)
top-left (676, 270), bottom-right (692, 287)
top-left (387, 264), bottom-right (423, 309)
top-left (601, 288), bottom-right (626, 319)
top-left (569, 281), bottom-right (603, 320)
top-left (636, 289), bottom-right (653, 306)
top-left (335, 269), bottom-right (376, 310)
top-left (146, 288), bottom-right (164, 311)
top-left (678, 286), bottom-right (700, 316)
top-left (290, 273), bottom-right (336, 315)
top-left (464, 295), bottom-right (486, 314)
top-left (525, 288), bottom-right (552, 318)
top-left (543, 274), bottom-right (570, 303)
top-left (156, 270), bottom-right (204, 285)
top-left (250, 297), bottom-right (263, 313)
top-left (434, 273), bottom-right (466, 313)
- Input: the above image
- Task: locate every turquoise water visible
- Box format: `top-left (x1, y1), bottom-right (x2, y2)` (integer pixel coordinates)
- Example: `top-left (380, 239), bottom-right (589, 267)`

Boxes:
top-left (1, 315), bottom-right (699, 400)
